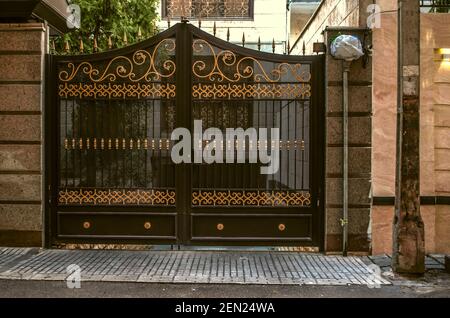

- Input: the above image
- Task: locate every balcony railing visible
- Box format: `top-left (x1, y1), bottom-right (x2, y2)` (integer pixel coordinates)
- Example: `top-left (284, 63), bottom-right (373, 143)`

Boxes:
top-left (419, 0), bottom-right (450, 12)
top-left (162, 0), bottom-right (254, 20)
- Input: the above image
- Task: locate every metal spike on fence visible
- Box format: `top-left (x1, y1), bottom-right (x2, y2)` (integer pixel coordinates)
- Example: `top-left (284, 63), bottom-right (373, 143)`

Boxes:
top-left (108, 35), bottom-right (113, 50)
top-left (93, 37), bottom-right (98, 53)
top-left (257, 36), bottom-right (261, 51)
top-left (287, 40), bottom-right (290, 55)
top-left (168, 17), bottom-right (171, 28)
top-left (213, 21), bottom-right (216, 36)
top-left (123, 32), bottom-right (128, 46)
top-left (79, 37), bottom-right (84, 53)
top-left (51, 38), bottom-right (56, 53)
top-left (302, 41), bottom-right (306, 55)
top-left (198, 19), bottom-right (201, 29)
top-left (64, 40), bottom-right (70, 53)
top-left (137, 26), bottom-right (142, 41)
top-left (272, 38), bottom-right (275, 53)
top-left (227, 27), bottom-right (230, 42)
top-left (242, 32), bottom-right (245, 47)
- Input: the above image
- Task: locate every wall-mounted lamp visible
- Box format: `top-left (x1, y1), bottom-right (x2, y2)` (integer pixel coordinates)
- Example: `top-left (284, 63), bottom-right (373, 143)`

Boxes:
top-left (434, 48), bottom-right (450, 62)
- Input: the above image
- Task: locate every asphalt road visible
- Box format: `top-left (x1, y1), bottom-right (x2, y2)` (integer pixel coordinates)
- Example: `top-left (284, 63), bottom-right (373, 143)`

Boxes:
top-left (0, 279), bottom-right (449, 298)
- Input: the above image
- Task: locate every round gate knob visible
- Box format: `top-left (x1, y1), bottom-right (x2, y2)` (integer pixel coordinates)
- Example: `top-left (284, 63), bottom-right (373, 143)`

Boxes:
top-left (278, 223), bottom-right (286, 231)
top-left (217, 223), bottom-right (224, 231)
top-left (83, 221), bottom-right (91, 229)
top-left (144, 221), bottom-right (152, 230)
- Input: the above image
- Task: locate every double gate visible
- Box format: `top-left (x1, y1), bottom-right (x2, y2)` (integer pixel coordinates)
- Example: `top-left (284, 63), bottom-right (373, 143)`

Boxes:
top-left (45, 23), bottom-right (324, 247)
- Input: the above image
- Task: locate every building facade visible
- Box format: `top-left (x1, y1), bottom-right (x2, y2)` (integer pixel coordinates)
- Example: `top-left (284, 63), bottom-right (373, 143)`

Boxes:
top-left (0, 0), bottom-right (447, 256)
top-left (291, 0), bottom-right (450, 254)
top-left (156, 0), bottom-right (317, 54)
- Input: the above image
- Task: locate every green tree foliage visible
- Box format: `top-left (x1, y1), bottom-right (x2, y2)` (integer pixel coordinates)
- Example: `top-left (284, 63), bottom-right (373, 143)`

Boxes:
top-left (55, 0), bottom-right (160, 54)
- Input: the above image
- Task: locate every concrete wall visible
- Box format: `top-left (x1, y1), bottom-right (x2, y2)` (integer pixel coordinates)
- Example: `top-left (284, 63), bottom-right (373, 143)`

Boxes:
top-left (291, 0), bottom-right (372, 54)
top-left (0, 23), bottom-right (46, 246)
top-left (289, 1), bottom-right (321, 46)
top-left (157, 0), bottom-right (289, 53)
top-left (371, 2), bottom-right (450, 254)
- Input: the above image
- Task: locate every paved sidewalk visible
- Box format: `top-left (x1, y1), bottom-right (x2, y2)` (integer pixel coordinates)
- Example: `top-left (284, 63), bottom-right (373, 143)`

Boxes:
top-left (0, 248), bottom-right (390, 286)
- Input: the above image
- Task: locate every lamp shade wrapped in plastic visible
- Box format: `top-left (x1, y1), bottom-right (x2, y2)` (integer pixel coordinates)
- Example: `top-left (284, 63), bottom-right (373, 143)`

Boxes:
top-left (330, 35), bottom-right (364, 61)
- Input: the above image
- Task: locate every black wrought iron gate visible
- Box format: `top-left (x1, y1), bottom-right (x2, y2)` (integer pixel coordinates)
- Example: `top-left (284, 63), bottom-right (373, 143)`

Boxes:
top-left (45, 23), bottom-right (324, 248)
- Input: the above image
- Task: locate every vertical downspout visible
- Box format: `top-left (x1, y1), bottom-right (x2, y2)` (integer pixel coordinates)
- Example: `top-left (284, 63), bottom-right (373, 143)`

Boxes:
top-left (342, 61), bottom-right (351, 256)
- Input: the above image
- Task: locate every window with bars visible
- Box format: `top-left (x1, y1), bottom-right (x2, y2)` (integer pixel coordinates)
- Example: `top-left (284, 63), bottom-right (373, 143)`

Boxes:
top-left (162, 0), bottom-right (254, 19)
top-left (419, 0), bottom-right (450, 12)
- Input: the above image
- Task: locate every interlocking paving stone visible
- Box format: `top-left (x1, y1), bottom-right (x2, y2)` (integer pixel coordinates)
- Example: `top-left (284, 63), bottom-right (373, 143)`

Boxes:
top-left (0, 249), bottom-right (391, 285)
top-left (0, 248), bottom-right (32, 267)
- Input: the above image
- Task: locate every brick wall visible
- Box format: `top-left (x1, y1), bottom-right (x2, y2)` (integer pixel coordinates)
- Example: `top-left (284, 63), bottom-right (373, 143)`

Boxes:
top-left (0, 23), bottom-right (46, 246)
top-left (291, 0), bottom-right (372, 55)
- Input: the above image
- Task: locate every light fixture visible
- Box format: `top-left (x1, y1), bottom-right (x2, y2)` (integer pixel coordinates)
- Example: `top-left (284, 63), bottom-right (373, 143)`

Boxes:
top-left (434, 48), bottom-right (450, 62)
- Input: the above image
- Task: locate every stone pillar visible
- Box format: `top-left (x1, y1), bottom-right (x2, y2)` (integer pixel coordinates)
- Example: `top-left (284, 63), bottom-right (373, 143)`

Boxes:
top-left (0, 23), bottom-right (46, 246)
top-left (324, 27), bottom-right (372, 253)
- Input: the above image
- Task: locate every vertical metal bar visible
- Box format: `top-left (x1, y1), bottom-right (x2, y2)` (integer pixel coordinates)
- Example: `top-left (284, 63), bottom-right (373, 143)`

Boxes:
top-left (78, 100), bottom-right (82, 188)
top-left (101, 99), bottom-right (104, 187)
top-left (108, 97), bottom-right (112, 188)
top-left (137, 101), bottom-right (141, 187)
top-left (235, 100), bottom-right (238, 189)
top-left (65, 99), bottom-right (68, 188)
top-left (122, 101), bottom-right (125, 188)
top-left (272, 99), bottom-right (275, 191)
top-left (287, 100), bottom-right (290, 190)
top-left (113, 100), bottom-right (118, 188)
top-left (152, 99), bottom-right (155, 188)
top-left (158, 101), bottom-right (162, 188)
top-left (294, 99), bottom-right (298, 191)
top-left (279, 100), bottom-right (282, 191)
top-left (72, 98), bottom-right (75, 187)
top-left (130, 100), bottom-right (133, 187)
top-left (302, 101), bottom-right (305, 189)
top-left (145, 99), bottom-right (148, 188)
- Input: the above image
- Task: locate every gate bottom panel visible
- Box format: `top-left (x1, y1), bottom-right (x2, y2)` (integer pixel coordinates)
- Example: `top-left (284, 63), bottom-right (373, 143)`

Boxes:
top-left (57, 212), bottom-right (177, 240)
top-left (190, 214), bottom-right (313, 243)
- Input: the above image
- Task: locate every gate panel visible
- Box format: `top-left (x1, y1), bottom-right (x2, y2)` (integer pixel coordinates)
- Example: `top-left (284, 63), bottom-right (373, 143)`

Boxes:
top-left (187, 26), bottom-right (324, 246)
top-left (49, 29), bottom-right (179, 244)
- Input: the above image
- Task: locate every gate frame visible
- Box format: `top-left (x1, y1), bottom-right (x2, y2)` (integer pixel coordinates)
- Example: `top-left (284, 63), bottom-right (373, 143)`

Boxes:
top-left (44, 22), bottom-right (325, 249)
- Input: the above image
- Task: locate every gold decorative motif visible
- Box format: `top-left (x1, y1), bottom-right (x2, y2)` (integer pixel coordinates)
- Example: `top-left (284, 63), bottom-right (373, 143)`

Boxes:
top-left (58, 82), bottom-right (176, 99)
top-left (192, 39), bottom-right (311, 83)
top-left (59, 39), bottom-right (176, 83)
top-left (192, 83), bottom-right (311, 99)
top-left (278, 224), bottom-right (286, 231)
top-left (192, 190), bottom-right (311, 207)
top-left (217, 223), bottom-right (224, 231)
top-left (83, 221), bottom-right (91, 229)
top-left (59, 188), bottom-right (176, 206)
top-left (63, 138), bottom-right (173, 151)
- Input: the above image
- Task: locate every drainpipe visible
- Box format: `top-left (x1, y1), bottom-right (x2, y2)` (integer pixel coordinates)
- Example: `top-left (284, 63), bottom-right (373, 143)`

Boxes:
top-left (342, 61), bottom-right (351, 257)
top-left (329, 34), bottom-right (364, 257)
